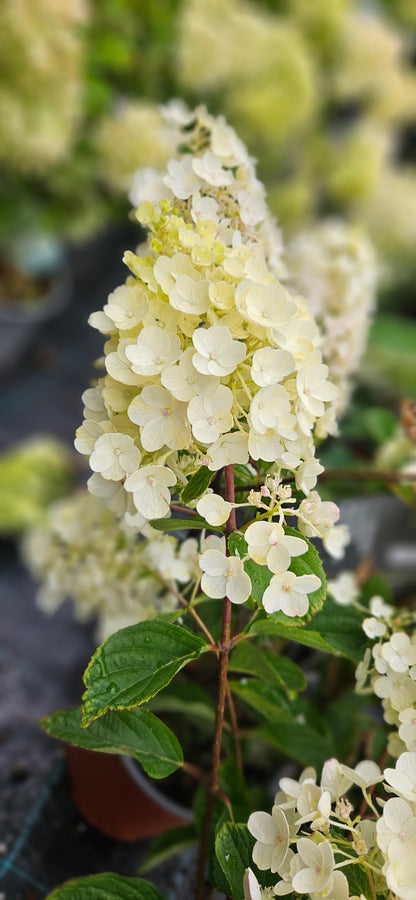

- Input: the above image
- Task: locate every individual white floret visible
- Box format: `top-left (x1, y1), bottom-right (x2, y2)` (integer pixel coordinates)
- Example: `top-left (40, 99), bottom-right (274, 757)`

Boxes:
top-left (384, 832), bottom-right (416, 900)
top-left (262, 570), bottom-right (321, 617)
top-left (163, 155), bottom-right (202, 199)
top-left (128, 385), bottom-right (190, 452)
top-left (250, 385), bottom-right (293, 435)
top-left (295, 458), bottom-right (324, 494)
top-left (196, 493), bottom-right (232, 527)
top-left (245, 521), bottom-right (307, 571)
top-left (205, 431), bottom-right (249, 471)
top-left (125, 326), bottom-right (181, 376)
top-left (327, 571), bottom-right (359, 606)
top-left (89, 433), bottom-right (141, 481)
top-left (192, 324), bottom-right (246, 376)
top-left (338, 760), bottom-right (383, 789)
top-left (200, 549), bottom-right (251, 604)
top-left (376, 797), bottom-right (416, 853)
top-left (297, 364), bottom-right (338, 417)
top-left (187, 385), bottom-right (233, 444)
top-left (251, 347), bottom-right (295, 387)
top-left (103, 284), bottom-right (149, 331)
top-left (236, 281), bottom-right (295, 330)
top-left (161, 347), bottom-right (218, 401)
top-left (363, 617), bottom-right (388, 639)
top-left (248, 428), bottom-right (284, 463)
top-left (247, 805), bottom-right (290, 873)
top-left (399, 709), bottom-right (416, 751)
top-left (292, 838), bottom-right (334, 895)
top-left (74, 418), bottom-right (115, 456)
top-left (129, 166), bottom-right (173, 207)
top-left (88, 310), bottom-right (117, 334)
top-left (243, 868), bottom-right (261, 900)
top-left (321, 758), bottom-right (353, 800)
top-left (192, 150), bottom-right (233, 187)
top-left (322, 524), bottom-right (350, 559)
top-left (384, 752), bottom-right (416, 803)
top-left (373, 670), bottom-right (416, 711)
top-left (382, 633), bottom-right (416, 673)
top-left (81, 386), bottom-right (107, 422)
top-left (124, 465), bottom-right (176, 519)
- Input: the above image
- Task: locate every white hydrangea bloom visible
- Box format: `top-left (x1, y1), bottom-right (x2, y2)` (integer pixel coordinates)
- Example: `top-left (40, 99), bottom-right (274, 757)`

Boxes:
top-left (291, 838), bottom-right (334, 895)
top-left (328, 571), bottom-right (359, 606)
top-left (251, 348), bottom-right (295, 387)
top-left (196, 493), bottom-right (233, 527)
top-left (89, 433), bottom-right (141, 481)
top-left (245, 521), bottom-right (307, 571)
top-left (200, 549), bottom-right (251, 604)
top-left (125, 326), bottom-right (181, 376)
top-left (124, 465), bottom-right (177, 520)
top-left (187, 385), bottom-right (233, 443)
top-left (104, 283), bottom-right (149, 331)
top-left (247, 806), bottom-right (290, 873)
top-left (76, 107), bottom-right (339, 526)
top-left (262, 571), bottom-right (321, 617)
top-left (384, 752), bottom-right (416, 803)
top-left (192, 325), bottom-right (246, 377)
top-left (128, 386), bottom-right (190, 452)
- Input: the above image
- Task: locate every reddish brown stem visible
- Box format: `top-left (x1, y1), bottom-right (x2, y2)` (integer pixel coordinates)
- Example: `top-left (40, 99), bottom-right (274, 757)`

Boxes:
top-left (194, 465), bottom-right (236, 900)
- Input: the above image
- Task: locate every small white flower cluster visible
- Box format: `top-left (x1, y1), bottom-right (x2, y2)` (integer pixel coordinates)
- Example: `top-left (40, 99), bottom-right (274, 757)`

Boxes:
top-left (22, 490), bottom-right (199, 642)
top-left (77, 107), bottom-right (339, 529)
top-left (196, 474), bottom-right (351, 614)
top-left (245, 752), bottom-right (416, 900)
top-left (356, 605), bottom-right (416, 760)
top-left (286, 221), bottom-right (377, 425)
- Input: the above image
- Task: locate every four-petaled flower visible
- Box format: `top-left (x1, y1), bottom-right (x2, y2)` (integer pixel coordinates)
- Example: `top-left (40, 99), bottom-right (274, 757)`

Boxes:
top-left (200, 549), bottom-right (251, 605)
top-left (262, 570), bottom-right (321, 617)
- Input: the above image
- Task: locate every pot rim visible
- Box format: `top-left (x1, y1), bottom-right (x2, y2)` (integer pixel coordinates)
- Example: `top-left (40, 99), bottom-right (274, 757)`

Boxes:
top-left (121, 755), bottom-right (193, 823)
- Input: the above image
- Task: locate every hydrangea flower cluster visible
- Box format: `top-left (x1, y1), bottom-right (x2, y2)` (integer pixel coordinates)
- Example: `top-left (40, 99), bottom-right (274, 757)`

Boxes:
top-left (245, 751), bottom-right (416, 900)
top-left (329, 567), bottom-right (416, 761)
top-left (196, 475), bottom-right (347, 614)
top-left (173, 0), bottom-right (416, 268)
top-left (76, 106), bottom-right (339, 530)
top-left (285, 221), bottom-right (377, 423)
top-left (356, 602), bottom-right (416, 760)
top-left (0, 0), bottom-right (87, 170)
top-left (22, 490), bottom-right (199, 641)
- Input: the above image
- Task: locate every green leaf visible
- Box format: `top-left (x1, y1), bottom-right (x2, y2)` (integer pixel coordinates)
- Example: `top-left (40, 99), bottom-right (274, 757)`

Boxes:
top-left (342, 862), bottom-right (371, 899)
top-left (247, 614), bottom-right (333, 653)
top-left (81, 621), bottom-right (208, 726)
top-left (257, 720), bottom-right (334, 769)
top-left (305, 598), bottom-right (367, 660)
top-left (181, 467), bottom-right (213, 502)
top-left (248, 599), bottom-right (366, 662)
top-left (365, 313), bottom-right (416, 397)
top-left (46, 873), bottom-right (164, 900)
top-left (139, 824), bottom-right (197, 874)
top-left (148, 681), bottom-right (216, 725)
top-left (230, 679), bottom-right (293, 722)
top-left (149, 515), bottom-right (222, 532)
top-left (215, 823), bottom-right (255, 900)
top-left (42, 706), bottom-right (183, 779)
top-left (229, 527), bottom-right (326, 624)
top-left (229, 641), bottom-right (306, 694)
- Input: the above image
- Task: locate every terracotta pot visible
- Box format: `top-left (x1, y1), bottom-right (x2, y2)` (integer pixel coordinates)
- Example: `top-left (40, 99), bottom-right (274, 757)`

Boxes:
top-left (65, 745), bottom-right (192, 842)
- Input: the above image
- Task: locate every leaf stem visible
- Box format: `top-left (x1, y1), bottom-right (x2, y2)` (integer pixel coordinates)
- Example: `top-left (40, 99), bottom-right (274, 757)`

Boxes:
top-left (157, 575), bottom-right (216, 646)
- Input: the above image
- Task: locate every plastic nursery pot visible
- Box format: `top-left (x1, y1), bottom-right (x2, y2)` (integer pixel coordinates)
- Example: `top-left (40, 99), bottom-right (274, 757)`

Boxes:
top-left (0, 238), bottom-right (71, 370)
top-left (65, 745), bottom-right (192, 842)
